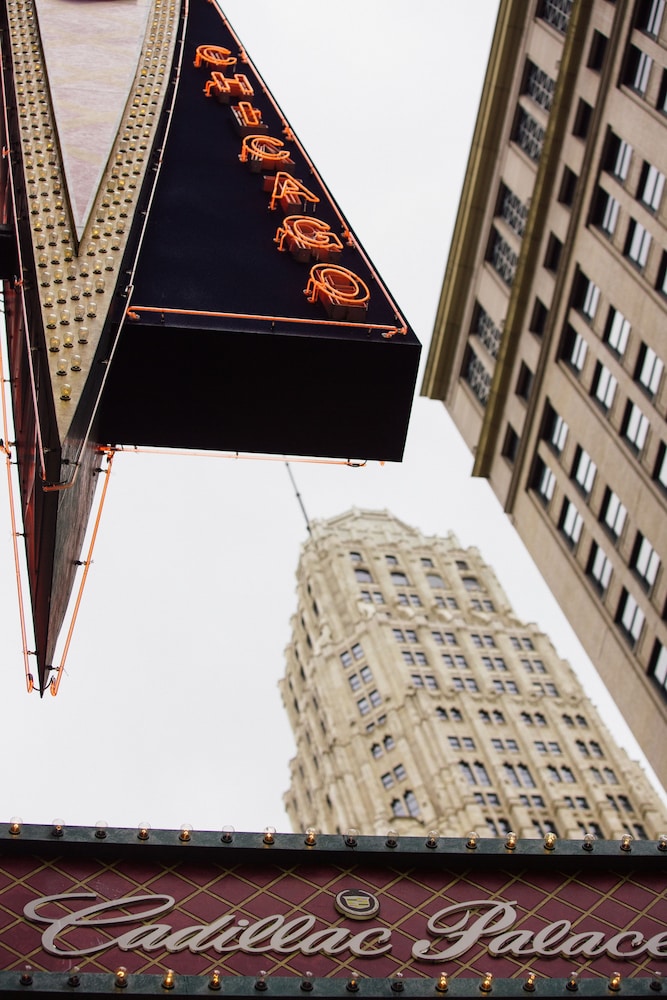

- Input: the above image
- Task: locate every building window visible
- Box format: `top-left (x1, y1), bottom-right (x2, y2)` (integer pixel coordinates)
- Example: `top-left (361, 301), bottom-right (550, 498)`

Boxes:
top-left (640, 162), bottom-right (665, 212)
top-left (560, 498), bottom-right (584, 546)
top-left (360, 665), bottom-right (373, 684)
top-left (385, 554), bottom-right (398, 566)
top-left (545, 405), bottom-right (569, 453)
top-left (426, 573), bottom-right (445, 589)
top-left (488, 228), bottom-right (519, 286)
top-left (625, 219), bottom-right (652, 268)
top-left (391, 798), bottom-right (406, 817)
top-left (355, 568), bottom-right (373, 583)
top-left (605, 308), bottom-right (631, 358)
top-left (404, 790), bottom-right (420, 816)
top-left (591, 363), bottom-right (618, 412)
top-left (636, 343), bottom-right (664, 397)
top-left (577, 273), bottom-right (601, 321)
top-left (572, 98), bottom-right (593, 138)
top-left (655, 443), bottom-right (667, 490)
top-left (525, 60), bottom-right (556, 111)
top-left (636, 0), bottom-right (665, 35)
top-left (616, 589), bottom-right (645, 644)
top-left (381, 772), bottom-right (394, 790)
top-left (632, 533), bottom-right (661, 589)
top-left (514, 106), bottom-right (545, 161)
top-left (595, 190), bottom-right (620, 236)
top-left (357, 697), bottom-right (370, 716)
top-left (587, 29), bottom-right (608, 71)
top-left (573, 447), bottom-right (597, 495)
top-left (649, 640), bottom-right (667, 699)
top-left (371, 743), bottom-right (383, 759)
top-left (622, 401), bottom-right (649, 452)
top-left (601, 488), bottom-right (627, 539)
top-left (530, 297), bottom-right (549, 335)
top-left (606, 132), bottom-right (632, 181)
top-left (498, 183), bottom-right (529, 237)
top-left (562, 327), bottom-right (589, 373)
top-left (625, 45), bottom-right (653, 95)
top-left (384, 734), bottom-right (395, 751)
top-left (369, 689), bottom-right (382, 708)
top-left (349, 551), bottom-right (363, 563)
top-left (349, 674), bottom-right (362, 692)
top-left (394, 763), bottom-right (407, 782)
top-left (352, 643), bottom-right (364, 660)
top-left (409, 593), bottom-right (422, 607)
top-left (587, 542), bottom-right (613, 592)
top-left (516, 362), bottom-right (534, 400)
top-left (502, 425), bottom-right (520, 462)
top-left (390, 571), bottom-right (410, 586)
top-left (373, 591), bottom-right (385, 604)
top-left (538, 0), bottom-right (572, 33)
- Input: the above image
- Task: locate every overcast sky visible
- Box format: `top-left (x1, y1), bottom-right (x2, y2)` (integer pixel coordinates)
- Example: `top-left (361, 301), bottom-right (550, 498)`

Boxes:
top-left (0, 0), bottom-right (663, 834)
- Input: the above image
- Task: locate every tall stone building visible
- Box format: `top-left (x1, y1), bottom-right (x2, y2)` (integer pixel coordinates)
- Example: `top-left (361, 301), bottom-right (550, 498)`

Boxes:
top-left (280, 509), bottom-right (667, 840)
top-left (421, 0), bottom-right (667, 786)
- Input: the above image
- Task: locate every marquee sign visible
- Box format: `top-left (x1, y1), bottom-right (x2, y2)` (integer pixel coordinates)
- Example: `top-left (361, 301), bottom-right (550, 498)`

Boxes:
top-left (1, 825), bottom-right (666, 990)
top-left (0, 0), bottom-right (420, 691)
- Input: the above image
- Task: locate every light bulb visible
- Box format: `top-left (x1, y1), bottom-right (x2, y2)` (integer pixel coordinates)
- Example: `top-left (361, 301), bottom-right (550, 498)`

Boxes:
top-left (70, 355), bottom-right (82, 371)
top-left (263, 825), bottom-right (276, 845)
top-left (426, 830), bottom-right (439, 849)
top-left (386, 829), bottom-right (398, 848)
top-left (221, 825), bottom-right (234, 844)
top-left (620, 833), bottom-right (633, 852)
top-left (9, 816), bottom-right (22, 835)
top-left (582, 833), bottom-right (595, 852)
top-left (345, 828), bottom-right (359, 847)
top-left (304, 827), bottom-right (317, 846)
top-left (208, 970), bottom-right (221, 991)
top-left (162, 969), bottom-right (175, 990)
top-left (658, 834), bottom-right (667, 852)
top-left (505, 831), bottom-right (517, 850)
top-left (466, 830), bottom-right (479, 849)
top-left (480, 972), bottom-right (493, 992)
top-left (523, 973), bottom-right (536, 993)
top-left (436, 973), bottom-right (448, 993)
top-left (391, 972), bottom-right (404, 993)
top-left (60, 384), bottom-right (72, 401)
top-left (94, 820), bottom-right (108, 839)
top-left (51, 817), bottom-right (64, 837)
top-left (301, 972), bottom-right (313, 993)
top-left (78, 327), bottom-right (89, 344)
top-left (137, 822), bottom-right (151, 841)
top-left (179, 823), bottom-right (193, 842)
top-left (566, 972), bottom-right (578, 992)
top-left (609, 973), bottom-right (621, 992)
top-left (544, 832), bottom-right (557, 851)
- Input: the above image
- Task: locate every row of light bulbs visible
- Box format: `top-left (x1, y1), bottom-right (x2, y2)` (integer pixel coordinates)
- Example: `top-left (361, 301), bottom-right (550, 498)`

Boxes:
top-left (6, 819), bottom-right (667, 852)
top-left (13, 967), bottom-right (657, 994)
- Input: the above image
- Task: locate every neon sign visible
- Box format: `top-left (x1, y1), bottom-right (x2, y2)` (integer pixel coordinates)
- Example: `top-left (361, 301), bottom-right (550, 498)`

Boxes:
top-left (197, 43), bottom-right (375, 323)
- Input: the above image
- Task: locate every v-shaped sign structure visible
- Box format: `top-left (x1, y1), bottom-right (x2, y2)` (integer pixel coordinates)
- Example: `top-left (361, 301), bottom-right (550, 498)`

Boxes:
top-left (0, 0), bottom-right (420, 692)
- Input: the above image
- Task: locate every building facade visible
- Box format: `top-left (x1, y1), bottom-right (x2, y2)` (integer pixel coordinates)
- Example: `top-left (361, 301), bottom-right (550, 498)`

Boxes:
top-left (421, 0), bottom-right (667, 786)
top-left (280, 509), bottom-right (667, 840)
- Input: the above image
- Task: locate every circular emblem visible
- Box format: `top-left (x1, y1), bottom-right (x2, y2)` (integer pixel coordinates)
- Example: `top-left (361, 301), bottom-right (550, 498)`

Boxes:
top-left (334, 888), bottom-right (380, 921)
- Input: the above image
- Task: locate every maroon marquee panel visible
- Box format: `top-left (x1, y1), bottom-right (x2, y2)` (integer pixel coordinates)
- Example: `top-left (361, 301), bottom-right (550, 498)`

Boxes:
top-left (0, 853), bottom-right (665, 979)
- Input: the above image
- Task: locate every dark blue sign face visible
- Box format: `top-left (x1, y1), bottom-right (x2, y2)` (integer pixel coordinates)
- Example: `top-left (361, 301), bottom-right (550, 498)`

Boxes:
top-left (98, 0), bottom-right (421, 462)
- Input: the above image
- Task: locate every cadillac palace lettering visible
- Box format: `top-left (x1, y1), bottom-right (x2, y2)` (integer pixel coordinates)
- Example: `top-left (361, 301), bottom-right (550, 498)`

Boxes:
top-left (23, 894), bottom-right (667, 962)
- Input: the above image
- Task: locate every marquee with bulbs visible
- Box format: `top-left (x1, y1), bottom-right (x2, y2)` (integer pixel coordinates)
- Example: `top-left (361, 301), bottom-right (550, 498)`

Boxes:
top-left (0, 0), bottom-right (420, 692)
top-left (0, 823), bottom-right (665, 998)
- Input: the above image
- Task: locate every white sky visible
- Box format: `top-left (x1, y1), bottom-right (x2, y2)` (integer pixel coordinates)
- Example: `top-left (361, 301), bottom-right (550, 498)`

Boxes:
top-left (0, 0), bottom-right (663, 834)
